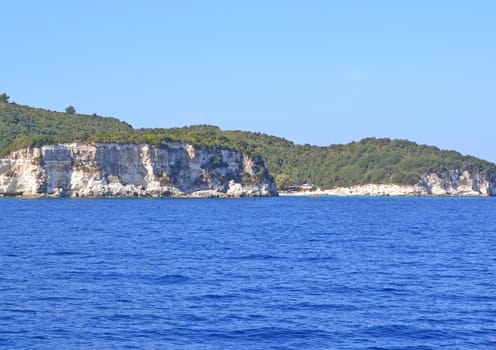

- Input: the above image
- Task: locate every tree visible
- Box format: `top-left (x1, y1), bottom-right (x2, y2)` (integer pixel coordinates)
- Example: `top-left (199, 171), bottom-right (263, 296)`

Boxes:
top-left (0, 93), bottom-right (10, 102)
top-left (274, 173), bottom-right (292, 189)
top-left (65, 105), bottom-right (76, 114)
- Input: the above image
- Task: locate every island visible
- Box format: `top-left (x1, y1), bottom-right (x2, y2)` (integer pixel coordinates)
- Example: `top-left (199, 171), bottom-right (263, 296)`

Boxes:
top-left (1, 95), bottom-right (495, 197)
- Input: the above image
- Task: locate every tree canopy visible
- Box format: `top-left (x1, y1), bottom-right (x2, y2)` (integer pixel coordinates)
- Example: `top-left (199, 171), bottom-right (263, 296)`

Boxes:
top-left (222, 131), bottom-right (496, 188)
top-left (0, 100), bottom-right (132, 156)
top-left (1, 97), bottom-right (495, 189)
top-left (0, 93), bottom-right (9, 103)
top-left (65, 105), bottom-right (76, 114)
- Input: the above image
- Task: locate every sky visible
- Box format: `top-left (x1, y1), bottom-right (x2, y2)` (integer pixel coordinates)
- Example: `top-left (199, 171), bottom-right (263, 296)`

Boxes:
top-left (2, 1), bottom-right (495, 162)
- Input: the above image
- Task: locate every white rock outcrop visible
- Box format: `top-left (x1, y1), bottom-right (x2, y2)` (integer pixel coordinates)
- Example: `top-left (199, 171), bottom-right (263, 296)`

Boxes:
top-left (0, 143), bottom-right (278, 198)
top-left (282, 169), bottom-right (496, 197)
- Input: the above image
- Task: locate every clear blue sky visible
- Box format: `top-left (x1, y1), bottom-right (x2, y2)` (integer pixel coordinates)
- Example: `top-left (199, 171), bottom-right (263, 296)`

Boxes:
top-left (2, 1), bottom-right (495, 162)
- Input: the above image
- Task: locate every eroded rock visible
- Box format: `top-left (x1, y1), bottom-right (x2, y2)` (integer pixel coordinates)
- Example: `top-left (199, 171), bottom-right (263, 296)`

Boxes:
top-left (0, 143), bottom-right (278, 198)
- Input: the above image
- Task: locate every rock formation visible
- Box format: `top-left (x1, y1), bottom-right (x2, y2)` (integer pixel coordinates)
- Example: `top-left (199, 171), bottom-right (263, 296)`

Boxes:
top-left (0, 143), bottom-right (278, 198)
top-left (283, 170), bottom-right (496, 197)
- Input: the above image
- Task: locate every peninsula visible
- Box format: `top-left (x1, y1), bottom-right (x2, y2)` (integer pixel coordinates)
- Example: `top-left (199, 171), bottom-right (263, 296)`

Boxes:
top-left (1, 96), bottom-right (495, 197)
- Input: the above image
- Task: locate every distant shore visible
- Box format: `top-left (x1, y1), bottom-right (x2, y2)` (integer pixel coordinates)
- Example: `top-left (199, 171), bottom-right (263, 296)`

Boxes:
top-left (278, 182), bottom-right (494, 197)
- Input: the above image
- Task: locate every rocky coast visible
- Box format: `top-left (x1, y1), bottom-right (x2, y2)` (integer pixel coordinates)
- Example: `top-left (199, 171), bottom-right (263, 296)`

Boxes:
top-left (281, 170), bottom-right (496, 196)
top-left (0, 143), bottom-right (278, 198)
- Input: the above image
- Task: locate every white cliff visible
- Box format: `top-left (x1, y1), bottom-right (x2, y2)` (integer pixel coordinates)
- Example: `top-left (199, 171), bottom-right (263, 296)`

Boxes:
top-left (282, 170), bottom-right (496, 197)
top-left (0, 143), bottom-right (278, 198)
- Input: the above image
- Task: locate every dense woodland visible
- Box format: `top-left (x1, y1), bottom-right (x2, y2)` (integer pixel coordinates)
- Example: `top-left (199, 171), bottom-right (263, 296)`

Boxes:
top-left (2, 97), bottom-right (495, 189)
top-left (0, 98), bottom-right (132, 155)
top-left (223, 130), bottom-right (496, 188)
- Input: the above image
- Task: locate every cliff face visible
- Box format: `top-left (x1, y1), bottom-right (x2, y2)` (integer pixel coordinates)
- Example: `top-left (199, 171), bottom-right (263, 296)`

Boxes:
top-left (294, 170), bottom-right (496, 196)
top-left (0, 143), bottom-right (278, 198)
top-left (417, 170), bottom-right (496, 196)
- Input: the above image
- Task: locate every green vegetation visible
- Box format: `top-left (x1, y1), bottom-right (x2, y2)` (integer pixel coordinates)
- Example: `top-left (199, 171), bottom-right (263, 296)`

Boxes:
top-left (223, 131), bottom-right (496, 188)
top-left (0, 93), bottom-right (9, 103)
top-left (65, 105), bottom-right (76, 114)
top-left (207, 154), bottom-right (228, 169)
top-left (0, 98), bottom-right (132, 155)
top-left (86, 125), bottom-right (241, 151)
top-left (2, 94), bottom-right (495, 189)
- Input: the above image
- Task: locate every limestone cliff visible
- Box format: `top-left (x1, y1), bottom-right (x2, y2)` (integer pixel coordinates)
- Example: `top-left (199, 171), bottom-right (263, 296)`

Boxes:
top-left (0, 143), bottom-right (278, 198)
top-left (284, 170), bottom-right (496, 197)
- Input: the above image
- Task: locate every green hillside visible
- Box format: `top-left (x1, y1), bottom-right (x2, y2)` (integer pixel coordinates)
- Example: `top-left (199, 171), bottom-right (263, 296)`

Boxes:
top-left (223, 130), bottom-right (496, 188)
top-left (2, 96), bottom-right (495, 189)
top-left (95, 124), bottom-right (496, 189)
top-left (0, 99), bottom-right (132, 155)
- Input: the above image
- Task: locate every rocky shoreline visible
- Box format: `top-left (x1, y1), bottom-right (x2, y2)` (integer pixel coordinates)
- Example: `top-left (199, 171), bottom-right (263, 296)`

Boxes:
top-left (0, 143), bottom-right (278, 198)
top-left (280, 169), bottom-right (496, 197)
top-left (1, 143), bottom-right (495, 198)
top-left (281, 177), bottom-right (496, 197)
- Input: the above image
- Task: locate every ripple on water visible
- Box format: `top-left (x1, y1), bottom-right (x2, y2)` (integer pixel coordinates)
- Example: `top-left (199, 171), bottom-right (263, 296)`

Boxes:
top-left (1, 197), bottom-right (496, 349)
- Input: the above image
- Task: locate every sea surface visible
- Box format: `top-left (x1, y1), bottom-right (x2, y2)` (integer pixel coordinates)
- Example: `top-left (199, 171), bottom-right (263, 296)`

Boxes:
top-left (1, 196), bottom-right (495, 349)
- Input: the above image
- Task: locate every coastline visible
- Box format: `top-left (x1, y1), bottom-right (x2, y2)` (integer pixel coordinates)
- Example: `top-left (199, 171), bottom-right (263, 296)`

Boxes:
top-left (279, 182), bottom-right (494, 197)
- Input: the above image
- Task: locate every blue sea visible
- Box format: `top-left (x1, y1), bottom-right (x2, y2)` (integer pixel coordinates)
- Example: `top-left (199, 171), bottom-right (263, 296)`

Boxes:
top-left (1, 197), bottom-right (495, 349)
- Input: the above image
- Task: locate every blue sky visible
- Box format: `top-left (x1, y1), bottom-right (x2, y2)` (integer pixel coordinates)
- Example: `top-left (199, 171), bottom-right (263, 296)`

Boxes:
top-left (2, 1), bottom-right (495, 162)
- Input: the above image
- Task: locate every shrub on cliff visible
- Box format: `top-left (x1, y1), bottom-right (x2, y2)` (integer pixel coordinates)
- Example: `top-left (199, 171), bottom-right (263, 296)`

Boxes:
top-left (0, 93), bottom-right (9, 103)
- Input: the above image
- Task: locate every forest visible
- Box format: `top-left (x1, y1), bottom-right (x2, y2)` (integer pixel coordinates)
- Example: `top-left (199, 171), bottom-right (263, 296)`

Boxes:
top-left (2, 97), bottom-right (495, 189)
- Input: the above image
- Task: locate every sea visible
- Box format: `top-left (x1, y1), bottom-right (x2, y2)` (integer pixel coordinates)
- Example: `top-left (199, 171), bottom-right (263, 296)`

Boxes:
top-left (1, 196), bottom-right (495, 349)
